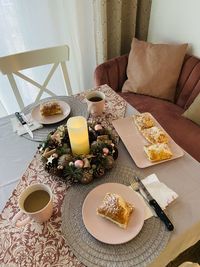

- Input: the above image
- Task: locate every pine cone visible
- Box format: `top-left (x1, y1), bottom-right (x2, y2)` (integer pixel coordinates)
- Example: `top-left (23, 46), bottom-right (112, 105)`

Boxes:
top-left (104, 155), bottom-right (114, 169)
top-left (80, 169), bottom-right (93, 184)
top-left (58, 154), bottom-right (73, 167)
top-left (97, 135), bottom-right (109, 142)
top-left (47, 138), bottom-right (60, 149)
top-left (94, 166), bottom-right (105, 178)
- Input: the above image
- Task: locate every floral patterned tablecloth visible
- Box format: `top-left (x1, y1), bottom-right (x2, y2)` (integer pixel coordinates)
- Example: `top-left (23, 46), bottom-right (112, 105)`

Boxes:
top-left (0, 85), bottom-right (127, 266)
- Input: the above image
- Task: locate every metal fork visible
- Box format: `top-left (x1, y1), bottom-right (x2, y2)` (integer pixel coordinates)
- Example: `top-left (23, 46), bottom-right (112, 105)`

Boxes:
top-left (130, 180), bottom-right (140, 193)
top-left (130, 170), bottom-right (143, 191)
top-left (130, 180), bottom-right (148, 201)
top-left (130, 180), bottom-right (151, 203)
top-left (130, 180), bottom-right (157, 217)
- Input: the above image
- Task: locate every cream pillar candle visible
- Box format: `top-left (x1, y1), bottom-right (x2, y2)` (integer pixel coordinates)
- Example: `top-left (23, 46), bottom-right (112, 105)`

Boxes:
top-left (67, 116), bottom-right (90, 155)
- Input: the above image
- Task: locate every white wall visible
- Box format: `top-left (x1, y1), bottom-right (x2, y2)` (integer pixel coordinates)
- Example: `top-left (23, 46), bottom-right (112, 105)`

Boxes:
top-left (148, 0), bottom-right (200, 57)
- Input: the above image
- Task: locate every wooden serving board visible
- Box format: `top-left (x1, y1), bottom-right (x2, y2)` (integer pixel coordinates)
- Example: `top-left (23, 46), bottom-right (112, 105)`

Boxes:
top-left (112, 113), bottom-right (184, 168)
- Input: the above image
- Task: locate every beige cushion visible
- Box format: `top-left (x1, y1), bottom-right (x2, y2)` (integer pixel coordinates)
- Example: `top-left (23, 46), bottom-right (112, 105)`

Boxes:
top-left (183, 93), bottom-right (200, 125)
top-left (122, 38), bottom-right (188, 101)
top-left (178, 262), bottom-right (200, 267)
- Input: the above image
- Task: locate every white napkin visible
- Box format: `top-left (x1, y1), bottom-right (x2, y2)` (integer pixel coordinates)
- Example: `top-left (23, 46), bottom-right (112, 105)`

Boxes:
top-left (142, 174), bottom-right (178, 209)
top-left (131, 173), bottom-right (178, 220)
top-left (11, 113), bottom-right (43, 136)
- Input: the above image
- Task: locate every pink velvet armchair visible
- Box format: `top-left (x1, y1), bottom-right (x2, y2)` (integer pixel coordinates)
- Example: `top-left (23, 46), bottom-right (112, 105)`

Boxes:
top-left (94, 54), bottom-right (200, 162)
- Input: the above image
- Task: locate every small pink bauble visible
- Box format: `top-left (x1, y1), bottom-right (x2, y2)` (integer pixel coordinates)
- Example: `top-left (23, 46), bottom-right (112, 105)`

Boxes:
top-left (74, 160), bottom-right (84, 168)
top-left (94, 124), bottom-right (103, 131)
top-left (103, 148), bottom-right (109, 155)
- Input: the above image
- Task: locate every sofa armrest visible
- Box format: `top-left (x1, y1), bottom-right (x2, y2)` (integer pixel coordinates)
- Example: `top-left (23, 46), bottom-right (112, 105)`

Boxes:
top-left (94, 54), bottom-right (129, 92)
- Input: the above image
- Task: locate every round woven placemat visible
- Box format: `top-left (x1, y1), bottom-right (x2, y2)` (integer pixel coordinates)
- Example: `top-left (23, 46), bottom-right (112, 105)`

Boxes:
top-left (22, 96), bottom-right (88, 142)
top-left (61, 164), bottom-right (171, 267)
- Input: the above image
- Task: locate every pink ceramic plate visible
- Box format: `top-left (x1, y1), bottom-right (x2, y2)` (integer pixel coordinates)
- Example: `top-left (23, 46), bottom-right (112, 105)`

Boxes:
top-left (31, 100), bottom-right (71, 124)
top-left (112, 113), bottom-right (184, 168)
top-left (82, 183), bottom-right (145, 244)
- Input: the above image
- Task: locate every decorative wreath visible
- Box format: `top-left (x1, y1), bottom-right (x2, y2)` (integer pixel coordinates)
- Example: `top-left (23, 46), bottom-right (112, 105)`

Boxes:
top-left (39, 122), bottom-right (118, 184)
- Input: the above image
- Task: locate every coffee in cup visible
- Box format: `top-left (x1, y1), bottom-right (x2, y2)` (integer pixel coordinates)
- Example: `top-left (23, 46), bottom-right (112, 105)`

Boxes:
top-left (86, 91), bottom-right (105, 116)
top-left (23, 189), bottom-right (50, 213)
top-left (12, 183), bottom-right (53, 227)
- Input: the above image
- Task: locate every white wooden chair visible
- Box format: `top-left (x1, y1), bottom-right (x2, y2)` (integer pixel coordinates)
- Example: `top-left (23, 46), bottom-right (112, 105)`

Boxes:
top-left (0, 99), bottom-right (8, 117)
top-left (0, 45), bottom-right (72, 110)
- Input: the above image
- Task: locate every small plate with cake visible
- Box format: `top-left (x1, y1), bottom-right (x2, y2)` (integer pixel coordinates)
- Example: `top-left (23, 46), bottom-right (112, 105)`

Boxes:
top-left (31, 100), bottom-right (71, 124)
top-left (82, 183), bottom-right (145, 244)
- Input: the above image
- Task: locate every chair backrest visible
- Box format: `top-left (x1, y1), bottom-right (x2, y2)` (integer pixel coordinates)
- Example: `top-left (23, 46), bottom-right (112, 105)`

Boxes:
top-left (175, 54), bottom-right (200, 109)
top-left (0, 45), bottom-right (72, 110)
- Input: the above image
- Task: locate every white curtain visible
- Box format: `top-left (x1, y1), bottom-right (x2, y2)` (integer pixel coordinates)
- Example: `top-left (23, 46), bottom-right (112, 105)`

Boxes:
top-left (0, 0), bottom-right (96, 115)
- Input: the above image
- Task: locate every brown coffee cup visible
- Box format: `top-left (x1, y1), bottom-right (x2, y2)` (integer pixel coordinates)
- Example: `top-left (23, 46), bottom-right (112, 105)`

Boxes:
top-left (12, 183), bottom-right (53, 227)
top-left (86, 91), bottom-right (105, 116)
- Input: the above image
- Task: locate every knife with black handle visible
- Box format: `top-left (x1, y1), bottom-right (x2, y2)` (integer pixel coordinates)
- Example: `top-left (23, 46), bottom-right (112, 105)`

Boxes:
top-left (15, 112), bottom-right (33, 138)
top-left (134, 175), bottom-right (174, 231)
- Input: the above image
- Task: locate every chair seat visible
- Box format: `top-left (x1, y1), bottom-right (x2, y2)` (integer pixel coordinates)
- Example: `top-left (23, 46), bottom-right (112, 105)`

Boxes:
top-left (118, 92), bottom-right (200, 162)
